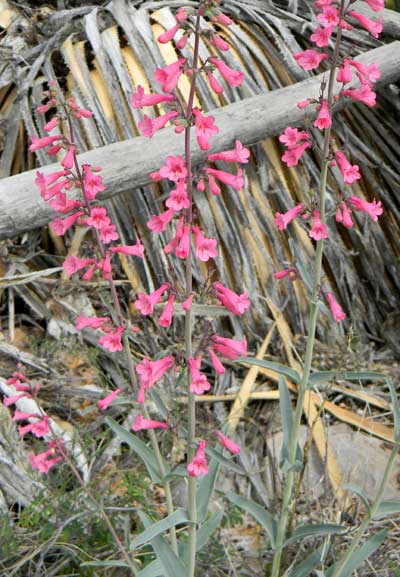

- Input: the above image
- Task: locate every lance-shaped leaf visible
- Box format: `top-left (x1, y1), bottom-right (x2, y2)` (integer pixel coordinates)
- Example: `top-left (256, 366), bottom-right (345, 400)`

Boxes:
top-left (386, 376), bottom-right (400, 442)
top-left (131, 509), bottom-right (189, 549)
top-left (225, 492), bottom-right (277, 548)
top-left (197, 447), bottom-right (222, 523)
top-left (136, 560), bottom-right (163, 577)
top-left (372, 499), bottom-right (400, 520)
top-left (283, 523), bottom-right (346, 547)
top-left (81, 560), bottom-right (133, 568)
top-left (238, 357), bottom-right (301, 384)
top-left (309, 370), bottom-right (386, 385)
top-left (287, 544), bottom-right (327, 577)
top-left (326, 529), bottom-right (388, 577)
top-left (342, 483), bottom-right (371, 515)
top-left (279, 375), bottom-right (302, 471)
top-left (196, 510), bottom-right (224, 552)
top-left (205, 446), bottom-right (243, 474)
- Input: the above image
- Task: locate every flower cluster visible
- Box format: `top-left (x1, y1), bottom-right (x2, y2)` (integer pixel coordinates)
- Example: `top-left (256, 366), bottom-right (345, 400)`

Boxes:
top-left (274, 0), bottom-right (385, 324)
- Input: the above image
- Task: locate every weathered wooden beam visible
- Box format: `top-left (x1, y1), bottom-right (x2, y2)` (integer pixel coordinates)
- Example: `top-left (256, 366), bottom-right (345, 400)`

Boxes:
top-left (0, 41), bottom-right (399, 240)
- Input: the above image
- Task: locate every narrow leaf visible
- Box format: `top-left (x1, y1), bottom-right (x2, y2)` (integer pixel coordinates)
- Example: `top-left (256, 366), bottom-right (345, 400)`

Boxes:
top-left (279, 374), bottom-right (293, 467)
top-left (342, 483), bottom-right (371, 515)
top-left (225, 492), bottom-right (277, 548)
top-left (197, 448), bottom-right (221, 523)
top-left (309, 370), bottom-right (386, 385)
top-left (106, 417), bottom-right (165, 482)
top-left (206, 446), bottom-right (243, 474)
top-left (81, 560), bottom-right (131, 568)
top-left (326, 529), bottom-right (388, 577)
top-left (131, 509), bottom-right (189, 549)
top-left (197, 510), bottom-right (223, 551)
top-left (283, 523), bottom-right (346, 547)
top-left (136, 560), bottom-right (163, 577)
top-left (287, 544), bottom-right (326, 577)
top-left (386, 376), bottom-right (400, 441)
top-left (372, 499), bottom-right (400, 520)
top-left (238, 357), bottom-right (300, 384)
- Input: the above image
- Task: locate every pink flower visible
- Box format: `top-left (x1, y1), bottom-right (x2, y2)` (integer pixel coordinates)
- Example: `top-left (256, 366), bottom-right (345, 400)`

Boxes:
top-left (208, 348), bottom-right (225, 375)
top-left (327, 292), bottom-right (346, 322)
top-left (216, 431), bottom-right (241, 454)
top-left (342, 84), bottom-right (376, 107)
top-left (110, 240), bottom-right (145, 258)
top-left (314, 100), bottom-right (332, 129)
top-left (175, 224), bottom-right (191, 259)
top-left (47, 144), bottom-right (62, 156)
top-left (206, 168), bottom-right (244, 190)
top-left (207, 71), bottom-right (224, 94)
top-left (349, 11), bottom-right (383, 38)
top-left (131, 415), bottom-right (169, 431)
top-left (193, 108), bottom-right (219, 151)
top-left (83, 165), bottom-right (105, 201)
top-left (29, 135), bottom-right (62, 152)
top-left (98, 326), bottom-right (124, 352)
top-left (12, 409), bottom-right (39, 421)
top-left (317, 6), bottom-right (340, 28)
top-left (86, 207), bottom-right (111, 229)
top-left (159, 156), bottom-right (188, 182)
top-left (29, 449), bottom-right (62, 474)
top-left (166, 180), bottom-right (190, 211)
top-left (63, 256), bottom-right (94, 277)
top-left (210, 33), bottom-right (230, 51)
top-left (44, 117), bottom-right (58, 132)
top-left (213, 13), bottom-right (233, 26)
top-left (274, 204), bottom-right (305, 230)
top-left (136, 355), bottom-right (174, 403)
top-left (212, 335), bottom-right (247, 360)
top-left (209, 57), bottom-right (243, 87)
top-left (97, 388), bottom-right (121, 410)
top-left (348, 60), bottom-right (381, 84)
top-left (176, 35), bottom-right (188, 50)
top-left (364, 0), bottom-right (385, 11)
top-left (164, 215), bottom-right (185, 254)
top-left (34, 169), bottom-right (68, 192)
top-left (192, 226), bottom-right (218, 262)
top-left (294, 49), bottom-right (328, 70)
top-left (147, 208), bottom-right (175, 232)
top-left (97, 253), bottom-right (112, 279)
top-left (214, 282), bottom-right (250, 315)
top-left (310, 26), bottom-right (334, 47)
top-left (274, 268), bottom-right (298, 281)
top-left (139, 111), bottom-right (179, 138)
top-left (281, 141), bottom-right (311, 167)
top-left (154, 58), bottom-right (186, 92)
top-left (19, 417), bottom-right (50, 438)
top-left (39, 179), bottom-right (69, 201)
top-left (76, 315), bottom-right (109, 330)
top-left (158, 294), bottom-right (175, 328)
top-left (309, 210), bottom-right (329, 241)
top-left (336, 60), bottom-right (353, 83)
top-left (207, 174), bottom-right (221, 195)
top-left (75, 107), bottom-right (93, 119)
top-left (347, 196), bottom-right (383, 221)
top-left (335, 202), bottom-right (353, 228)
top-left (131, 85), bottom-right (175, 108)
top-left (279, 127), bottom-right (309, 148)
top-left (61, 145), bottom-right (75, 170)
top-left (297, 100), bottom-right (311, 109)
top-left (3, 393), bottom-right (27, 406)
top-left (157, 22), bottom-right (181, 44)
top-left (182, 294), bottom-right (193, 311)
top-left (134, 283), bottom-right (170, 315)
top-left (49, 194), bottom-right (82, 213)
top-left (207, 140), bottom-right (250, 164)
top-left (188, 357), bottom-right (211, 395)
top-left (336, 151), bottom-right (361, 184)
top-left (51, 211), bottom-right (83, 236)
top-left (99, 223), bottom-right (120, 244)
top-left (187, 440), bottom-right (209, 477)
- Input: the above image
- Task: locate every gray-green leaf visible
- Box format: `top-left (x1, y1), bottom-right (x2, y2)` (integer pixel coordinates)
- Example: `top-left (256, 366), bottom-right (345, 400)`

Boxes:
top-left (342, 484), bottom-right (371, 515)
top-left (326, 529), bottom-right (388, 577)
top-left (372, 499), bottom-right (400, 520)
top-left (238, 357), bottom-right (300, 384)
top-left (283, 523), bottom-right (346, 547)
top-left (286, 544), bottom-right (326, 577)
top-left (131, 509), bottom-right (189, 549)
top-left (225, 492), bottom-right (277, 548)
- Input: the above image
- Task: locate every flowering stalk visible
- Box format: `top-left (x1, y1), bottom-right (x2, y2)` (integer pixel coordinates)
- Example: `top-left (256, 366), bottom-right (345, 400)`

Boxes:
top-left (271, 0), bottom-right (385, 574)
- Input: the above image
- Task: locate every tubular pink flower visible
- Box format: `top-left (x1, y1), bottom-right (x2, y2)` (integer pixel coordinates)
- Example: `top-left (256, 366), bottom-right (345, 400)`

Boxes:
top-left (154, 58), bottom-right (186, 92)
top-left (12, 410), bottom-right (39, 421)
top-left (29, 135), bottom-right (62, 152)
top-left (314, 100), bottom-right (332, 130)
top-left (279, 127), bottom-right (309, 148)
top-left (364, 0), bottom-right (385, 10)
top-left (336, 60), bottom-right (353, 83)
top-left (132, 85), bottom-right (175, 108)
top-left (182, 294), bottom-right (193, 311)
top-left (49, 194), bottom-right (82, 213)
top-left (297, 100), bottom-right (311, 109)
top-left (132, 415), bottom-right (169, 431)
top-left (82, 165), bottom-right (105, 201)
top-left (76, 315), bottom-right (110, 330)
top-left (282, 141), bottom-right (311, 167)
top-left (99, 223), bottom-right (119, 244)
top-left (51, 211), bottom-right (83, 236)
top-left (309, 210), bottom-right (329, 241)
top-left (75, 107), bottom-right (93, 119)
top-left (294, 49), bottom-right (328, 70)
top-left (44, 117), bottom-right (58, 132)
top-left (110, 240), bottom-right (145, 258)
top-left (187, 440), bottom-right (209, 477)
top-left (136, 355), bottom-right (174, 402)
top-left (158, 294), bottom-right (175, 328)
top-left (97, 388), bottom-right (121, 410)
top-left (349, 11), bottom-right (383, 38)
top-left (34, 170), bottom-right (68, 192)
top-left (214, 282), bottom-right (250, 315)
top-left (348, 60), bottom-right (381, 84)
top-left (147, 208), bottom-right (175, 232)
top-left (216, 431), bottom-right (241, 454)
top-left (47, 144), bottom-right (62, 156)
top-left (166, 180), bottom-right (190, 211)
top-left (207, 140), bottom-right (250, 164)
top-left (327, 292), bottom-right (346, 322)
top-left (209, 57), bottom-right (243, 87)
top-left (164, 215), bottom-right (185, 254)
top-left (3, 393), bottom-right (27, 406)
top-left (193, 108), bottom-right (219, 151)
top-left (207, 174), bottom-right (221, 195)
top-left (274, 204), bottom-right (305, 231)
top-left (214, 12), bottom-right (233, 26)
top-left (97, 253), bottom-right (112, 280)
top-left (139, 111), bottom-right (179, 138)
top-left (212, 335), bottom-right (247, 360)
top-left (210, 34), bottom-right (230, 51)
top-left (274, 268), bottom-right (298, 281)
top-left (192, 226), bottom-right (218, 262)
top-left (207, 71), bottom-right (224, 94)
top-left (335, 202), bottom-right (353, 228)
top-left (98, 326), bottom-right (124, 352)
top-left (63, 256), bottom-right (94, 277)
top-left (39, 179), bottom-right (69, 201)
top-left (208, 348), bottom-right (225, 375)
top-left (188, 357), bottom-right (211, 395)
top-left (61, 145), bottom-right (75, 169)
top-left (86, 207), bottom-right (111, 230)
top-left (29, 449), bottom-right (62, 474)
top-left (342, 84), bottom-right (376, 107)
top-left (335, 151), bottom-right (361, 184)
top-left (206, 168), bottom-right (243, 190)
top-left (134, 283), bottom-right (170, 315)
top-left (310, 26), bottom-right (334, 47)
top-left (176, 35), bottom-right (188, 50)
top-left (160, 155), bottom-right (188, 182)
top-left (175, 224), bottom-right (191, 259)
top-left (19, 417), bottom-right (50, 438)
top-left (157, 22), bottom-right (181, 44)
top-left (317, 6), bottom-right (340, 27)
top-left (347, 196), bottom-right (383, 221)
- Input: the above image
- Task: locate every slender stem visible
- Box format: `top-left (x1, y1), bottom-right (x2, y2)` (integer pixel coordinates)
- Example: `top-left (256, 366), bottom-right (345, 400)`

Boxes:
top-left (68, 117), bottom-right (178, 554)
top-left (271, 9), bottom-right (344, 576)
top-left (329, 440), bottom-right (400, 577)
top-left (185, 9), bottom-right (203, 577)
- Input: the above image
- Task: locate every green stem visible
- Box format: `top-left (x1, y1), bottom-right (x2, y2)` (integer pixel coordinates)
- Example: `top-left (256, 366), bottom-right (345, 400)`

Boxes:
top-left (270, 8), bottom-right (344, 576)
top-left (329, 440), bottom-right (400, 577)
